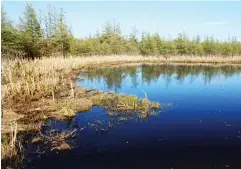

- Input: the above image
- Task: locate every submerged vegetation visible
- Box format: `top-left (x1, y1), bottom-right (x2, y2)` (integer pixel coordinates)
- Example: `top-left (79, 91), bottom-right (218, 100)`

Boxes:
top-left (31, 129), bottom-right (75, 152)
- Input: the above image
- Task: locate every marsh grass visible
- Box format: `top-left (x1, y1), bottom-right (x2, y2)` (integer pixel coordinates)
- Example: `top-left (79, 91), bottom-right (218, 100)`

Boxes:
top-left (1, 122), bottom-right (19, 158)
top-left (58, 101), bottom-right (75, 117)
top-left (92, 92), bottom-right (160, 113)
top-left (1, 122), bottom-right (24, 169)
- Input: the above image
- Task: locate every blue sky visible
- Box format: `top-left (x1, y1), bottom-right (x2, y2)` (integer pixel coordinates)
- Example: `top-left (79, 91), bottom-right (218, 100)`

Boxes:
top-left (2, 1), bottom-right (241, 41)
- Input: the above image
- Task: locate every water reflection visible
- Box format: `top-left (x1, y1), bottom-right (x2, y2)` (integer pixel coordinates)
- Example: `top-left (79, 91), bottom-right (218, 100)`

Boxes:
top-left (78, 64), bottom-right (241, 93)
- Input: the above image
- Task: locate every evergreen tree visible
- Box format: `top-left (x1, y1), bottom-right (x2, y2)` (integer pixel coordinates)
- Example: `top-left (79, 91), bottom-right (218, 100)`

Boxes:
top-left (124, 28), bottom-right (140, 55)
top-left (1, 6), bottom-right (23, 58)
top-left (175, 33), bottom-right (188, 55)
top-left (42, 4), bottom-right (58, 56)
top-left (99, 21), bottom-right (123, 54)
top-left (19, 3), bottom-right (43, 59)
top-left (55, 8), bottom-right (72, 57)
top-left (140, 33), bottom-right (159, 55)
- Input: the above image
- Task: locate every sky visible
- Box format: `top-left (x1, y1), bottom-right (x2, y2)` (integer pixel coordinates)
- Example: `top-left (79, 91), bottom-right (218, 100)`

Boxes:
top-left (2, 1), bottom-right (241, 41)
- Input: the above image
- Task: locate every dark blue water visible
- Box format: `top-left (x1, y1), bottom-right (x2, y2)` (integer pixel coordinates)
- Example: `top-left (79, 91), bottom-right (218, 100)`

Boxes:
top-left (26, 65), bottom-right (241, 169)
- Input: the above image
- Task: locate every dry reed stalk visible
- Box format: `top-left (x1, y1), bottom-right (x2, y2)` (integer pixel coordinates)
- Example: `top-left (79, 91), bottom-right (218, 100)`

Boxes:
top-left (142, 90), bottom-right (149, 113)
top-left (142, 90), bottom-right (148, 100)
top-left (70, 81), bottom-right (74, 98)
top-left (52, 90), bottom-right (55, 103)
top-left (10, 122), bottom-right (18, 150)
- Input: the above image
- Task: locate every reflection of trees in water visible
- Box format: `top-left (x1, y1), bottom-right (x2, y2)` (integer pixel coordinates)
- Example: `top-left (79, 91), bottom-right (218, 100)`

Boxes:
top-left (83, 67), bottom-right (138, 91)
top-left (82, 65), bottom-right (241, 90)
top-left (129, 67), bottom-right (139, 88)
top-left (142, 65), bottom-right (162, 85)
top-left (142, 64), bottom-right (241, 88)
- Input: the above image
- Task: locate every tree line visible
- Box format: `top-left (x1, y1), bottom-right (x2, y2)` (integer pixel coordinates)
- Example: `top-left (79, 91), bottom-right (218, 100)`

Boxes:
top-left (2, 3), bottom-right (241, 59)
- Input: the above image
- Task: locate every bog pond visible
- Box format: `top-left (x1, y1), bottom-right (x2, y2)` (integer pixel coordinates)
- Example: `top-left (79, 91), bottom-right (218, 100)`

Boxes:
top-left (25, 64), bottom-right (241, 169)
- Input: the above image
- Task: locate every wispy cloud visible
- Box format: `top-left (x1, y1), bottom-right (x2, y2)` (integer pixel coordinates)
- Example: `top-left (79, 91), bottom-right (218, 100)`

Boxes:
top-left (206, 21), bottom-right (229, 25)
